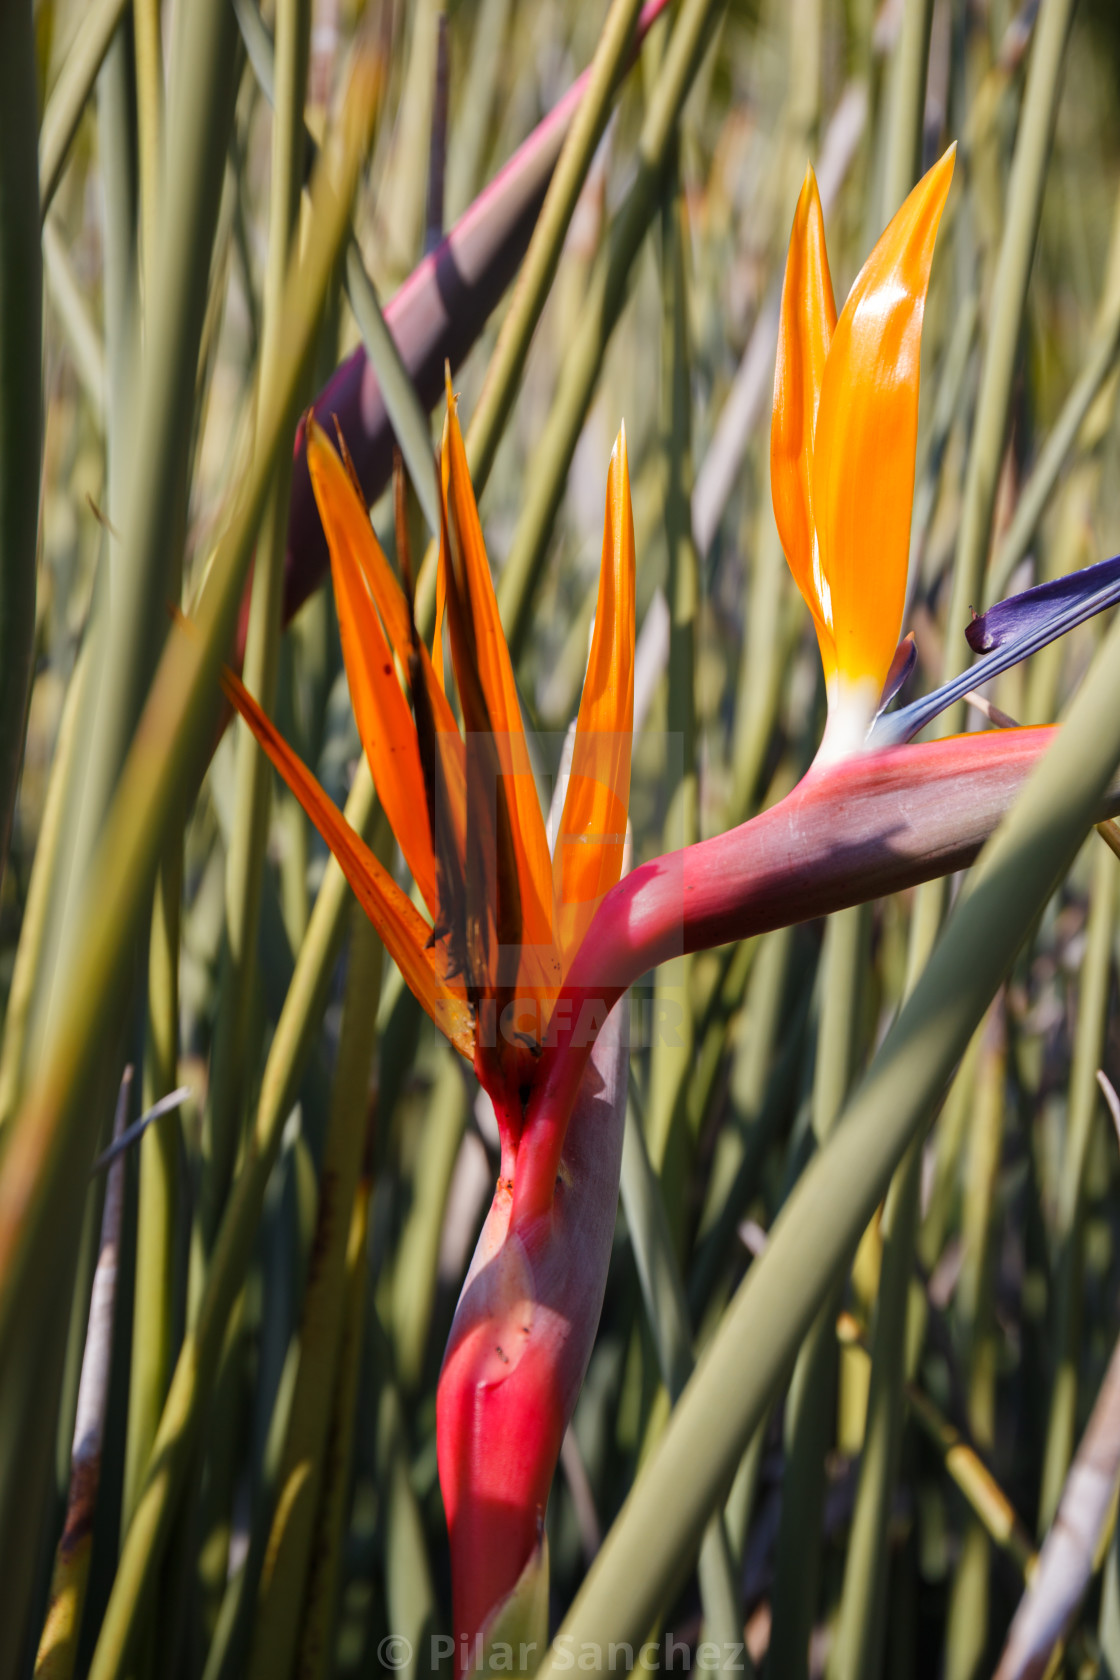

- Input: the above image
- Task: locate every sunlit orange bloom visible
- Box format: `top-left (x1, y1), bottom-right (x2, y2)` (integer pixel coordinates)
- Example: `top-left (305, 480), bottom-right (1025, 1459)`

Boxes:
top-left (772, 147), bottom-right (955, 761)
top-left (223, 384), bottom-right (635, 1113)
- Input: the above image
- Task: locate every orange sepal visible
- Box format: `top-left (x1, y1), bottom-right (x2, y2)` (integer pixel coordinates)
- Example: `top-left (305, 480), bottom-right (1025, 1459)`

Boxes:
top-left (772, 166), bottom-right (838, 685)
top-left (441, 378), bottom-right (558, 995)
top-left (553, 426), bottom-right (635, 969)
top-left (307, 429), bottom-right (439, 914)
top-left (220, 666), bottom-right (474, 1059)
top-left (811, 146), bottom-right (955, 698)
top-left (308, 425), bottom-right (468, 857)
top-left (433, 452), bottom-right (449, 693)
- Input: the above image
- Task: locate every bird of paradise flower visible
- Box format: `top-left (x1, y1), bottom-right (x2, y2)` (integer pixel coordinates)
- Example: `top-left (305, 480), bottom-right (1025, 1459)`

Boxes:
top-left (223, 140), bottom-right (1120, 1671)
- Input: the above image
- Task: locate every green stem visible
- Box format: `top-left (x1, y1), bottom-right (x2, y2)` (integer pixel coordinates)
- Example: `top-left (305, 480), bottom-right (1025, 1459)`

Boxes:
top-left (620, 1092), bottom-right (752, 1672)
top-left (132, 0), bottom-right (162, 301)
top-left (878, 0), bottom-right (933, 229)
top-left (372, 1309), bottom-right (442, 1680)
top-left (1038, 837), bottom-right (1117, 1532)
top-left (647, 183), bottom-right (699, 1224)
top-left (295, 1142), bottom-right (377, 1680)
top-left (496, 0), bottom-right (728, 661)
top-left (248, 895), bottom-right (384, 1680)
top-left (689, 928), bottom-right (808, 1321)
top-left (390, 1053), bottom-right (470, 1393)
top-left (122, 844), bottom-right (182, 1532)
top-left (35, 0), bottom-right (236, 1067)
top-left (86, 766), bottom-right (378, 1680)
top-left (828, 872), bottom-right (944, 1680)
top-left (826, 20), bottom-right (941, 1639)
top-left (828, 1141), bottom-right (922, 1680)
top-left (944, 1001), bottom-right (1007, 1680)
top-left (0, 645), bottom-right (87, 1132)
top-left (987, 293), bottom-right (1120, 601)
top-left (769, 905), bottom-right (866, 1680)
top-left (195, 0), bottom-right (311, 1289)
top-left (466, 0), bottom-right (645, 495)
top-left (0, 90), bottom-right (378, 1665)
top-left (0, 0), bottom-right (42, 899)
top-left (947, 0), bottom-right (1075, 652)
top-left (38, 0), bottom-right (131, 216)
top-left (42, 216), bottom-right (107, 424)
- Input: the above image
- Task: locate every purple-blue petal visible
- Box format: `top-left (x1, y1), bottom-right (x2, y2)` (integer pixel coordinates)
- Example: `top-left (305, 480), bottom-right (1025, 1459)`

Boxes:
top-left (965, 552), bottom-right (1120, 655)
top-left (876, 633), bottom-right (917, 715)
top-left (871, 552), bottom-right (1120, 748)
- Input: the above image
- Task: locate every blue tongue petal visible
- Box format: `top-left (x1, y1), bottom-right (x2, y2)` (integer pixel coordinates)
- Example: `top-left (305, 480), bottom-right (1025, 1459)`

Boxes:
top-left (876, 633), bottom-right (917, 716)
top-left (869, 553), bottom-right (1120, 748)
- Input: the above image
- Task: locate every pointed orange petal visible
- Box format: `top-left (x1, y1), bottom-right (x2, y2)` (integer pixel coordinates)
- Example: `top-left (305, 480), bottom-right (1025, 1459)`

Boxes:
top-left (433, 454), bottom-right (449, 693)
top-left (308, 430), bottom-right (438, 911)
top-left (553, 426), bottom-right (635, 969)
top-left (811, 146), bottom-right (955, 699)
top-left (771, 166), bottom-right (838, 684)
top-left (308, 426), bottom-right (463, 913)
top-left (220, 667), bottom-right (474, 1058)
top-left (309, 424), bottom-right (468, 857)
top-left (441, 376), bottom-right (556, 980)
top-left (312, 422), bottom-right (458, 736)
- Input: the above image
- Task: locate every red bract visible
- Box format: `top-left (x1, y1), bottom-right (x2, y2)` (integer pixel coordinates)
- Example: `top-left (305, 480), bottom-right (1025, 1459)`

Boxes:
top-left (437, 1004), bottom-right (628, 1662)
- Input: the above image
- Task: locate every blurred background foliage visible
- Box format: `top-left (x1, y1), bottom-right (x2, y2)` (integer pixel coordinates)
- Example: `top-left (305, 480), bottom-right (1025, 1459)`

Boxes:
top-left (10, 0), bottom-right (1120, 1676)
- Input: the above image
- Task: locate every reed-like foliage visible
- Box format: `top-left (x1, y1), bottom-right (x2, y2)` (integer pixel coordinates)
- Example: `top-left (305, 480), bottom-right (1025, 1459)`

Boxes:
top-left (7, 2), bottom-right (1120, 1678)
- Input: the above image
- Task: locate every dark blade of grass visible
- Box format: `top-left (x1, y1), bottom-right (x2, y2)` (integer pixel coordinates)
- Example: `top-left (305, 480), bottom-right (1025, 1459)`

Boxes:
top-left (0, 0), bottom-right (43, 899)
top-left (127, 0), bottom-right (177, 1551)
top-left (89, 1088), bottom-right (191, 1177)
top-left (423, 12), bottom-right (449, 254)
top-left (528, 520), bottom-right (1120, 1680)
